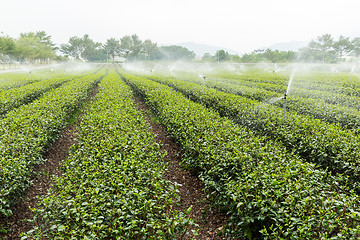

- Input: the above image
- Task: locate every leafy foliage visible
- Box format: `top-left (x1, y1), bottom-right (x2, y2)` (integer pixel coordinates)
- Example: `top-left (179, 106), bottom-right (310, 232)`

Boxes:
top-left (0, 75), bottom-right (79, 116)
top-left (28, 73), bottom-right (192, 239)
top-left (145, 74), bottom-right (360, 193)
top-left (122, 72), bottom-right (360, 239)
top-left (0, 73), bottom-right (102, 218)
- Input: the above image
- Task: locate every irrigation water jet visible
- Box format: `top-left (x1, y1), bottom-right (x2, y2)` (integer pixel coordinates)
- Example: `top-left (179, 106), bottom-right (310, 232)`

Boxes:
top-left (283, 69), bottom-right (296, 122)
top-left (267, 96), bottom-right (284, 104)
top-left (350, 65), bottom-right (356, 81)
top-left (286, 70), bottom-right (295, 95)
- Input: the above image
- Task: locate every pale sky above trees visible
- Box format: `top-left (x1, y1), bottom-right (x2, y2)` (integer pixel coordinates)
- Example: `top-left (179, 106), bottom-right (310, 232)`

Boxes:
top-left (1, 0), bottom-right (359, 52)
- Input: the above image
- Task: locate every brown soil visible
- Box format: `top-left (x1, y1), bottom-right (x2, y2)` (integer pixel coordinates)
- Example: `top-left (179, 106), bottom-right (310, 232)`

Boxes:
top-left (0, 84), bottom-right (100, 240)
top-left (133, 95), bottom-right (229, 240)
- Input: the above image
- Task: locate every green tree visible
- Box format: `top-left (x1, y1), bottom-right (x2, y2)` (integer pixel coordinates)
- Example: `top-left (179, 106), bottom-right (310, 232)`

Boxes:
top-left (103, 38), bottom-right (121, 61)
top-left (299, 34), bottom-right (337, 63)
top-left (215, 50), bottom-right (229, 62)
top-left (16, 31), bottom-right (56, 63)
top-left (142, 39), bottom-right (157, 61)
top-left (231, 54), bottom-right (241, 62)
top-left (263, 49), bottom-right (279, 63)
top-left (88, 48), bottom-right (107, 62)
top-left (61, 34), bottom-right (100, 61)
top-left (352, 37), bottom-right (360, 57)
top-left (130, 34), bottom-right (143, 60)
top-left (315, 34), bottom-right (334, 62)
top-left (120, 35), bottom-right (132, 60)
top-left (0, 35), bottom-right (16, 56)
top-left (0, 35), bottom-right (16, 66)
top-left (32, 31), bottom-right (56, 50)
top-left (333, 35), bottom-right (353, 59)
top-left (202, 53), bottom-right (213, 62)
top-left (60, 36), bottom-right (82, 59)
top-left (16, 35), bottom-right (40, 62)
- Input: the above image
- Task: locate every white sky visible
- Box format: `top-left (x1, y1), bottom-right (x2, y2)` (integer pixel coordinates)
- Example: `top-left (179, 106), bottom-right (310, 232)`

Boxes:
top-left (1, 0), bottom-right (359, 53)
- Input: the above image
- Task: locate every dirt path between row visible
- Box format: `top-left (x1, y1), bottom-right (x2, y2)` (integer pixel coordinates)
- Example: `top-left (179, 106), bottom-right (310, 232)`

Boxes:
top-left (133, 95), bottom-right (229, 240)
top-left (0, 84), bottom-right (100, 240)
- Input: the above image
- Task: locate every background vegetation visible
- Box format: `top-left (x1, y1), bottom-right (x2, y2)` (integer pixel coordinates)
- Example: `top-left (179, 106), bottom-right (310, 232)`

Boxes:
top-left (1, 31), bottom-right (359, 64)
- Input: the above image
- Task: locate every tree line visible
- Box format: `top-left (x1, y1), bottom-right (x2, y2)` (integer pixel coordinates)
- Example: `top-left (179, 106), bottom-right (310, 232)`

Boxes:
top-left (201, 49), bottom-right (296, 63)
top-left (0, 31), bottom-right (57, 64)
top-left (201, 34), bottom-right (360, 63)
top-left (0, 31), bottom-right (196, 64)
top-left (298, 34), bottom-right (360, 63)
top-left (1, 31), bottom-right (359, 64)
top-left (60, 34), bottom-right (196, 62)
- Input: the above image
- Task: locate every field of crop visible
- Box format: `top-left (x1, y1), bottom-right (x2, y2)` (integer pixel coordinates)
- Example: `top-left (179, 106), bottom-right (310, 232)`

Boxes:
top-left (1, 63), bottom-right (360, 239)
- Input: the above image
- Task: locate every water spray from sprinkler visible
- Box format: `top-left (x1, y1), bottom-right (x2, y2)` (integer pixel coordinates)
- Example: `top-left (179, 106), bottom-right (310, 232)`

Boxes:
top-left (283, 70), bottom-right (295, 122)
top-left (350, 65), bottom-right (356, 81)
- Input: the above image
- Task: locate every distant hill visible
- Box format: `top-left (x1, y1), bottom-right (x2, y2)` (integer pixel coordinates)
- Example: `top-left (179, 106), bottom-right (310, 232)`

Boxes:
top-left (160, 42), bottom-right (242, 57)
top-left (263, 41), bottom-right (308, 52)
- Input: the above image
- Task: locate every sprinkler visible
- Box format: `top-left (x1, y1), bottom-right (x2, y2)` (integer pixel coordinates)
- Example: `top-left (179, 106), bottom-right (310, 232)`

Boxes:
top-left (202, 75), bottom-right (206, 93)
top-left (283, 92), bottom-right (287, 122)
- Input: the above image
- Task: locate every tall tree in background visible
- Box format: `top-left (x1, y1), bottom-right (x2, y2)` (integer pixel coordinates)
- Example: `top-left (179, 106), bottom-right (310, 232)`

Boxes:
top-left (60, 36), bottom-right (83, 59)
top-left (0, 35), bottom-right (16, 66)
top-left (33, 31), bottom-right (57, 50)
top-left (61, 34), bottom-right (100, 61)
top-left (120, 35), bottom-right (132, 60)
top-left (103, 38), bottom-right (121, 61)
top-left (299, 34), bottom-right (336, 63)
top-left (264, 49), bottom-right (278, 63)
top-left (352, 37), bottom-right (360, 57)
top-left (333, 35), bottom-right (353, 59)
top-left (142, 39), bottom-right (157, 61)
top-left (16, 36), bottom-right (40, 61)
top-left (130, 34), bottom-right (143, 60)
top-left (315, 34), bottom-right (334, 62)
top-left (215, 50), bottom-right (229, 62)
top-left (119, 34), bottom-right (145, 60)
top-left (0, 35), bottom-right (16, 56)
top-left (15, 31), bottom-right (56, 63)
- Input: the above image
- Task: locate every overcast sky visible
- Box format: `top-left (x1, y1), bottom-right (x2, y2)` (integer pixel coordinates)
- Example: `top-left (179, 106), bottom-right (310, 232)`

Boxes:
top-left (1, 0), bottom-right (359, 53)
